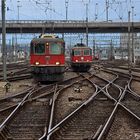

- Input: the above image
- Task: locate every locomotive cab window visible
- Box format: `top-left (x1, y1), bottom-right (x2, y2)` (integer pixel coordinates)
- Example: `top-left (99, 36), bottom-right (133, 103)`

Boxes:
top-left (83, 49), bottom-right (90, 56)
top-left (74, 50), bottom-right (81, 56)
top-left (49, 43), bottom-right (62, 54)
top-left (34, 44), bottom-right (45, 54)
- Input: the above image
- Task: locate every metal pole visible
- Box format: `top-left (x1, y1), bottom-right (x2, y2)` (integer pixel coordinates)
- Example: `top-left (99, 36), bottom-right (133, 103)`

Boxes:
top-left (8, 39), bottom-right (11, 63)
top-left (128, 11), bottom-right (131, 72)
top-left (86, 3), bottom-right (88, 47)
top-left (106, 0), bottom-right (109, 21)
top-left (62, 33), bottom-right (64, 40)
top-left (65, 0), bottom-right (69, 20)
top-left (12, 36), bottom-right (14, 62)
top-left (131, 6), bottom-right (135, 64)
top-left (110, 40), bottom-right (113, 61)
top-left (17, 0), bottom-right (21, 21)
top-left (17, 6), bottom-right (20, 20)
top-left (2, 0), bottom-right (7, 81)
top-left (93, 40), bottom-right (95, 56)
top-left (15, 35), bottom-right (18, 62)
top-left (81, 38), bottom-right (83, 44)
top-left (95, 3), bottom-right (98, 21)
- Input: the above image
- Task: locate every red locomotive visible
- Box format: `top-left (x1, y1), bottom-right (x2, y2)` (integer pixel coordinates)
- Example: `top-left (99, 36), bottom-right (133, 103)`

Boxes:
top-left (30, 34), bottom-right (65, 81)
top-left (70, 43), bottom-right (93, 72)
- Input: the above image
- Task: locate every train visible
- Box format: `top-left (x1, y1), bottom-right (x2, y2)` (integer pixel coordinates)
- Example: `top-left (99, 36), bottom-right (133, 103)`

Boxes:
top-left (30, 34), bottom-right (65, 82)
top-left (70, 43), bottom-right (93, 72)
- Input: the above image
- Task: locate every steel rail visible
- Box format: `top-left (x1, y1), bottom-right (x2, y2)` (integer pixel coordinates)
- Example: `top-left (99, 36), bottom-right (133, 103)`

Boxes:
top-left (0, 87), bottom-right (33, 102)
top-left (44, 82), bottom-right (98, 139)
top-left (33, 75), bottom-right (89, 140)
top-left (46, 72), bottom-right (118, 138)
top-left (97, 74), bottom-right (140, 140)
top-left (112, 77), bottom-right (140, 100)
top-left (101, 69), bottom-right (140, 99)
top-left (0, 74), bottom-right (32, 81)
top-left (93, 68), bottom-right (122, 99)
top-left (0, 86), bottom-right (36, 130)
top-left (89, 72), bottom-right (120, 102)
top-left (45, 76), bottom-right (98, 140)
top-left (47, 84), bottom-right (58, 140)
top-left (127, 75), bottom-right (140, 99)
top-left (119, 103), bottom-right (140, 120)
top-left (0, 75), bottom-right (82, 113)
top-left (97, 85), bottom-right (128, 140)
top-left (42, 71), bottom-right (118, 139)
top-left (103, 67), bottom-right (140, 80)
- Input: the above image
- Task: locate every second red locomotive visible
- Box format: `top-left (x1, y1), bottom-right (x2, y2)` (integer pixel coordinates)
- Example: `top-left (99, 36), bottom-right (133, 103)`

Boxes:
top-left (70, 43), bottom-right (93, 72)
top-left (30, 34), bottom-right (65, 82)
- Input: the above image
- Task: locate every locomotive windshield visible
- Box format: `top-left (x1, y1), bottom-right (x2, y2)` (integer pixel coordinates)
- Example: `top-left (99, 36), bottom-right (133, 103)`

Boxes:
top-left (34, 44), bottom-right (45, 54)
top-left (74, 50), bottom-right (81, 56)
top-left (83, 49), bottom-right (92, 56)
top-left (49, 42), bottom-right (62, 54)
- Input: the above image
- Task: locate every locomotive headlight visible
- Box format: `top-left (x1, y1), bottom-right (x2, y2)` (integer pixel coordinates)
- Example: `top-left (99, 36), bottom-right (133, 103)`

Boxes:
top-left (87, 60), bottom-right (89, 62)
top-left (35, 62), bottom-right (40, 65)
top-left (56, 62), bottom-right (60, 65)
top-left (76, 60), bottom-right (78, 62)
top-left (81, 57), bottom-right (84, 60)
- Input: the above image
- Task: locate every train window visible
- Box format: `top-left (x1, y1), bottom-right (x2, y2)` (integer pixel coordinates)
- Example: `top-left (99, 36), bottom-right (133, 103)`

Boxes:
top-left (34, 44), bottom-right (45, 54)
top-left (74, 50), bottom-right (81, 56)
top-left (49, 43), bottom-right (62, 54)
top-left (83, 49), bottom-right (90, 56)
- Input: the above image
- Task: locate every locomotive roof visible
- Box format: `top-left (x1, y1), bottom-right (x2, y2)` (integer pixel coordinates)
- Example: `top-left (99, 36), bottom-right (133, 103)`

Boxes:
top-left (72, 47), bottom-right (91, 50)
top-left (74, 43), bottom-right (86, 47)
top-left (72, 43), bottom-right (91, 49)
top-left (31, 37), bottom-right (64, 43)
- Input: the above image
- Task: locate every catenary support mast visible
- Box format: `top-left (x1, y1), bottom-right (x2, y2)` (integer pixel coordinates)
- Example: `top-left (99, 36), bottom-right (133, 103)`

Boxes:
top-left (2, 0), bottom-right (7, 81)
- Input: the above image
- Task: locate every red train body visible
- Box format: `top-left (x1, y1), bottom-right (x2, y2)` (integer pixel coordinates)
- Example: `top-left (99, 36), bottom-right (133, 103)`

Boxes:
top-left (30, 34), bottom-right (65, 81)
top-left (70, 43), bottom-right (93, 72)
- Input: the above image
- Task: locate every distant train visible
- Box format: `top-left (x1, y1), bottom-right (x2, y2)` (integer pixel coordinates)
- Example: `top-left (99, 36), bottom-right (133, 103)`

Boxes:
top-left (30, 34), bottom-right (65, 81)
top-left (70, 43), bottom-right (93, 72)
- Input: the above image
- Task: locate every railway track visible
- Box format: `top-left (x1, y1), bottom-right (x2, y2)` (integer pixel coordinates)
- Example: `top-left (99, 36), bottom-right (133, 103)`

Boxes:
top-left (0, 85), bottom-right (52, 140)
top-left (0, 68), bottom-right (140, 140)
top-left (0, 73), bottom-right (88, 139)
top-left (47, 68), bottom-right (140, 140)
top-left (0, 72), bottom-right (81, 113)
top-left (50, 97), bottom-right (115, 140)
top-left (52, 79), bottom-right (96, 127)
top-left (43, 71), bottom-right (117, 140)
top-left (106, 107), bottom-right (140, 140)
top-left (96, 68), bottom-right (140, 140)
top-left (0, 63), bottom-right (31, 81)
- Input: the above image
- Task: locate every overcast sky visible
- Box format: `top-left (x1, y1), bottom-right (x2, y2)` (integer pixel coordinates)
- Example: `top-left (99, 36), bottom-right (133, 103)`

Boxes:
top-left (1, 0), bottom-right (140, 21)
